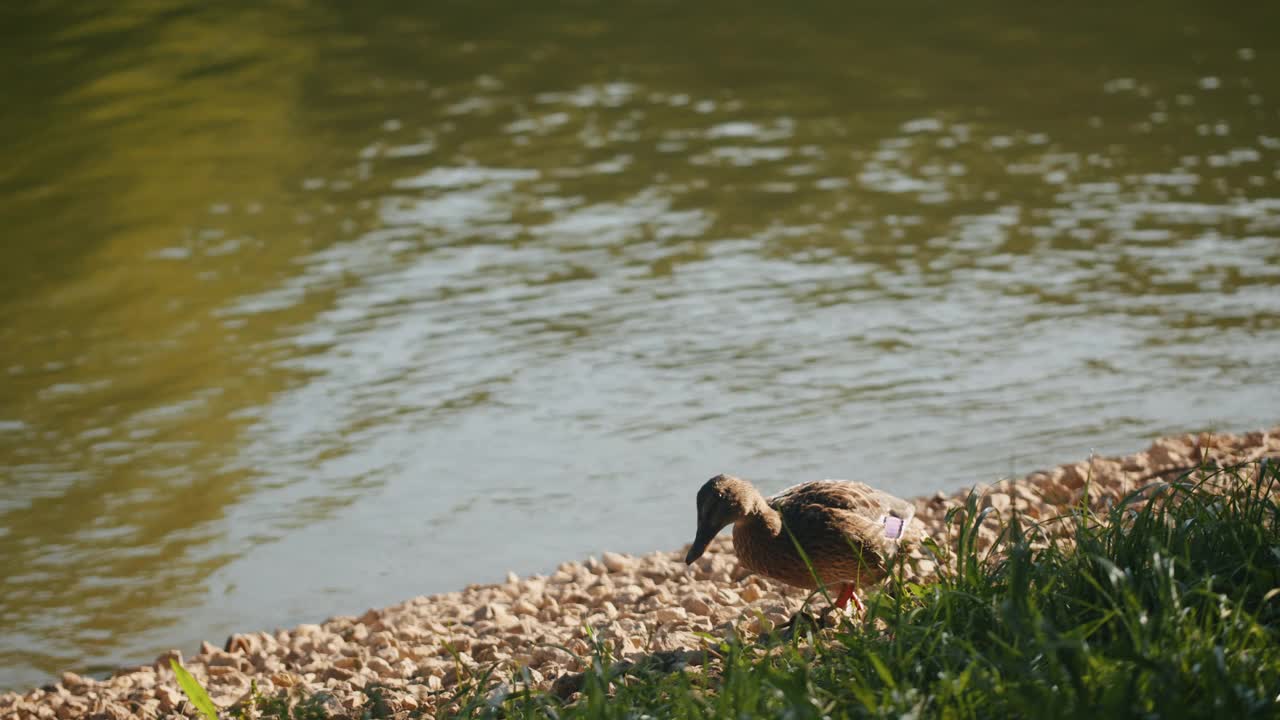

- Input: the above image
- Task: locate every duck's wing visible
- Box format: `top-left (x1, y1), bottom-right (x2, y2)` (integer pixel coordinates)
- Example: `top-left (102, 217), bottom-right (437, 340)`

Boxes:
top-left (772, 480), bottom-right (917, 549)
top-left (766, 480), bottom-right (914, 585)
top-left (769, 480), bottom-right (915, 523)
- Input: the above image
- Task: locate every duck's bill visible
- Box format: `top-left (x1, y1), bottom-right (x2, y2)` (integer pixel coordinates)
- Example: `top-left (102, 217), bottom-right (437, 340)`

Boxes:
top-left (685, 527), bottom-right (715, 564)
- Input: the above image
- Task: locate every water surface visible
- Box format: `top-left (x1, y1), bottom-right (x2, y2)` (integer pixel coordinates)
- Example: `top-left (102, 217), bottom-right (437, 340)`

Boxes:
top-left (2, 0), bottom-right (1279, 690)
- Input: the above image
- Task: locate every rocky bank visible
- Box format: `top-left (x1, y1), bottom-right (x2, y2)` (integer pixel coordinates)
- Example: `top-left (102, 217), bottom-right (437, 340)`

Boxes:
top-left (3, 426), bottom-right (1278, 719)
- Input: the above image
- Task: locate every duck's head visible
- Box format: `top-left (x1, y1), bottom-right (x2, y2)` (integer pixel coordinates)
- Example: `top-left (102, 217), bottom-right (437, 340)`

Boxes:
top-left (685, 474), bottom-right (756, 564)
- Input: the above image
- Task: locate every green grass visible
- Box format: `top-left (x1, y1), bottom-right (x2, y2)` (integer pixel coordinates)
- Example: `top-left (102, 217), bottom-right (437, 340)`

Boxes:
top-left (171, 658), bottom-right (219, 720)
top-left (207, 460), bottom-right (1280, 719)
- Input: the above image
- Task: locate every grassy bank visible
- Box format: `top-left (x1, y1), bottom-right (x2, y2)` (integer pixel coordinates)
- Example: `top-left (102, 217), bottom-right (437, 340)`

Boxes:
top-left (217, 460), bottom-right (1279, 718)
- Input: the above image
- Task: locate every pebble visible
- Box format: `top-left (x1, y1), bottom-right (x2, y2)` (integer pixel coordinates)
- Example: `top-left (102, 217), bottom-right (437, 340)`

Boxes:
top-left (681, 595), bottom-right (712, 616)
top-left (602, 551), bottom-right (630, 573)
top-left (987, 492), bottom-right (1012, 513)
top-left (155, 686), bottom-right (181, 713)
top-left (655, 607), bottom-right (688, 623)
top-left (367, 657), bottom-right (394, 678)
top-left (511, 599), bottom-right (539, 616)
top-left (714, 588), bottom-right (740, 605)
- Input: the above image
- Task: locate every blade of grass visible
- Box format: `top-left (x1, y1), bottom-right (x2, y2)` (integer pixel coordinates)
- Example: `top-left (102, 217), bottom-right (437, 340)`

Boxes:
top-left (169, 659), bottom-right (219, 720)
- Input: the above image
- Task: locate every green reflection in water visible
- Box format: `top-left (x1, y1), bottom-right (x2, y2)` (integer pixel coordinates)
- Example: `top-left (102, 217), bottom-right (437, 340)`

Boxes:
top-left (0, 0), bottom-right (374, 686)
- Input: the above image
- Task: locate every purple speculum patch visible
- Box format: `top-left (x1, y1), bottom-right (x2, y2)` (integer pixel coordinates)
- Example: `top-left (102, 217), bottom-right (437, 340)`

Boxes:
top-left (883, 515), bottom-right (904, 539)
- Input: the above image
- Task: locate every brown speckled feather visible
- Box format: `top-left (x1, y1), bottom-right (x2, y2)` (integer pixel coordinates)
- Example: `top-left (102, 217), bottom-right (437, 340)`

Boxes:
top-left (732, 480), bottom-right (916, 590)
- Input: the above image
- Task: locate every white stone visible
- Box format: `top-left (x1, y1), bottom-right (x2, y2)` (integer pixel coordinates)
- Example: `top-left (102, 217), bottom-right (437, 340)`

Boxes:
top-left (654, 607), bottom-right (687, 623)
top-left (601, 552), bottom-right (630, 573)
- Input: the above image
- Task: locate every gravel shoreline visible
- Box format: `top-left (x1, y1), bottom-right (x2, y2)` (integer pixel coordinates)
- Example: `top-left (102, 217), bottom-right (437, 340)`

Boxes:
top-left (4, 426), bottom-right (1277, 719)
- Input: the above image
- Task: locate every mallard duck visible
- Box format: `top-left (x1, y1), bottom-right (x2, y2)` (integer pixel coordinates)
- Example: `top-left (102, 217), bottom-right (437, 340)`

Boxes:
top-left (685, 474), bottom-right (916, 613)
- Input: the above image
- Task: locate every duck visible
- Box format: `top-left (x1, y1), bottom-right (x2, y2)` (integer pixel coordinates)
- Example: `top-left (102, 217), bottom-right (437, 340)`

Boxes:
top-left (685, 473), bottom-right (917, 614)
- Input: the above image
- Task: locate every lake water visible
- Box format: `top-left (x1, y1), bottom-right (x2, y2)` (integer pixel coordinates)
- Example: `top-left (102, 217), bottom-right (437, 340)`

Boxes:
top-left (2, 0), bottom-right (1279, 690)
